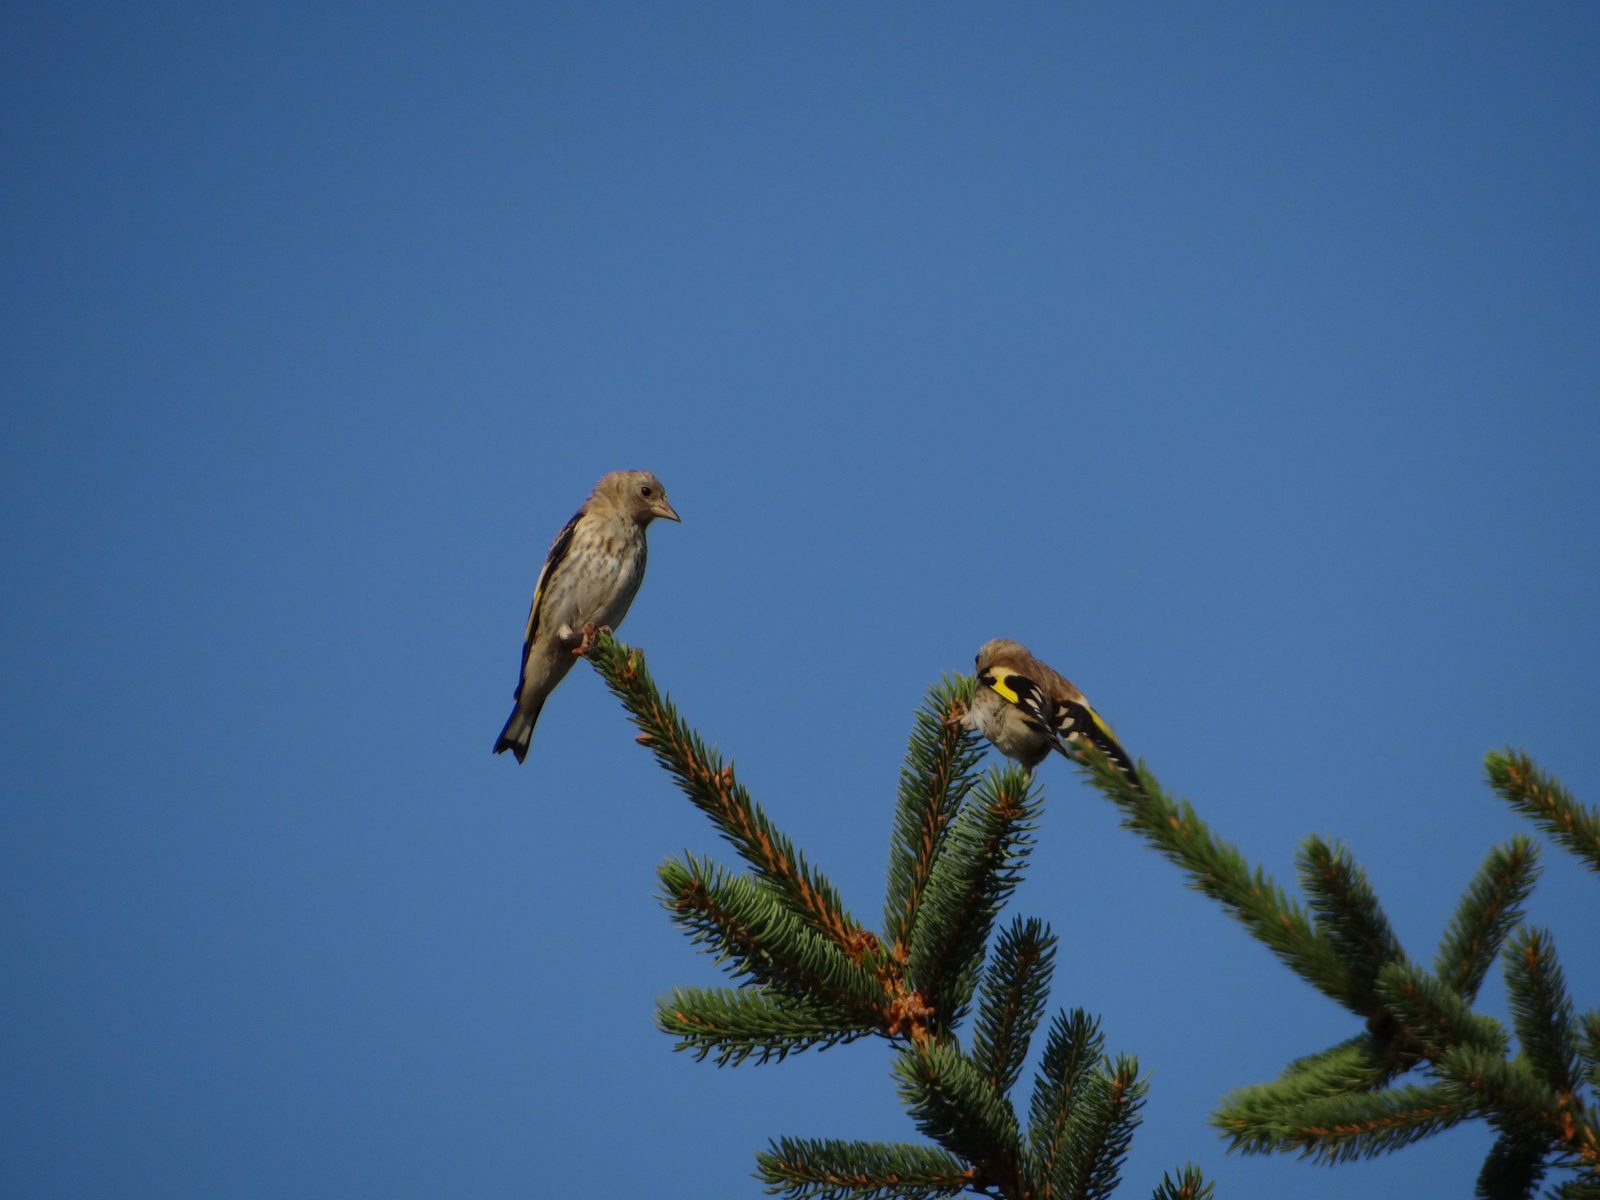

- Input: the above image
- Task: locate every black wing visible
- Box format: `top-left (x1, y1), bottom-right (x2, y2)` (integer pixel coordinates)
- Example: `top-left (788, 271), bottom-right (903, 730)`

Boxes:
top-left (1050, 696), bottom-right (1139, 784)
top-left (512, 509), bottom-right (583, 696)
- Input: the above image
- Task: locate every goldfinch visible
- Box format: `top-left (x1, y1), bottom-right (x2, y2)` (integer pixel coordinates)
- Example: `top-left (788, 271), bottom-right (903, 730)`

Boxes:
top-left (494, 470), bottom-right (680, 762)
top-left (963, 638), bottom-right (1137, 781)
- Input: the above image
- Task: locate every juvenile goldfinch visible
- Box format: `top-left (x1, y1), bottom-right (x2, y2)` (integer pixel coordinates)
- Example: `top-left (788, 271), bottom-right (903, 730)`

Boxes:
top-left (494, 470), bottom-right (680, 762)
top-left (963, 638), bottom-right (1137, 782)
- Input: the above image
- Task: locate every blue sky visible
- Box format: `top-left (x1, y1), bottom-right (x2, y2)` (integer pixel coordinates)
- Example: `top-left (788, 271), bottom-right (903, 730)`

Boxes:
top-left (3, 3), bottom-right (1598, 1197)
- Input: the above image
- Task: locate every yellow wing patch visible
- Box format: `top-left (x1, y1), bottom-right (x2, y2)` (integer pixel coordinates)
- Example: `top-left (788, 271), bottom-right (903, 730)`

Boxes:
top-left (986, 671), bottom-right (1022, 705)
top-left (523, 570), bottom-right (550, 644)
top-left (1084, 704), bottom-right (1118, 741)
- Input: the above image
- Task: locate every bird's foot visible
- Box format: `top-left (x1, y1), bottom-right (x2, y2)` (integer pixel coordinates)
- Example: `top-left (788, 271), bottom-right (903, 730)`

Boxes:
top-left (573, 624), bottom-right (613, 656)
top-left (945, 700), bottom-right (971, 729)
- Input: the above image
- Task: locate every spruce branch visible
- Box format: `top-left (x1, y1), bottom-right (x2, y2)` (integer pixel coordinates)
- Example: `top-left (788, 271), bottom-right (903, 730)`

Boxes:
top-left (1486, 750), bottom-right (1600, 874)
top-left (908, 767), bottom-right (1040, 1031)
top-left (1067, 743), bottom-right (1349, 1004)
top-left (1503, 927), bottom-right (1581, 1099)
top-left (586, 633), bottom-right (875, 962)
top-left (1548, 1172), bottom-right (1600, 1199)
top-left (1211, 1080), bottom-right (1468, 1162)
top-left (885, 675), bottom-right (986, 959)
top-left (593, 642), bottom-right (1212, 1198)
top-left (1434, 838), bottom-right (1541, 1002)
top-left (1474, 1130), bottom-right (1552, 1200)
top-left (1436, 1045), bottom-right (1565, 1142)
top-left (1050, 1054), bottom-right (1146, 1200)
top-left (971, 917), bottom-right (1057, 1097)
top-left (1477, 934), bottom-right (1600, 1177)
top-left (658, 854), bottom-right (889, 1017)
top-left (1374, 961), bottom-right (1507, 1060)
top-left (756, 1138), bottom-right (974, 1200)
top-left (1210, 1035), bottom-right (1396, 1139)
top-left (657, 985), bottom-right (876, 1065)
top-left (1279, 1034), bottom-right (1394, 1089)
top-left (893, 1041), bottom-right (1026, 1197)
top-left (1581, 1008), bottom-right (1600, 1096)
top-left (1148, 1165), bottom-right (1213, 1200)
top-left (1296, 834), bottom-right (1408, 1013)
top-left (1212, 1036), bottom-right (1472, 1162)
top-left (1027, 1009), bottom-right (1106, 1193)
top-left (1066, 720), bottom-right (1600, 1178)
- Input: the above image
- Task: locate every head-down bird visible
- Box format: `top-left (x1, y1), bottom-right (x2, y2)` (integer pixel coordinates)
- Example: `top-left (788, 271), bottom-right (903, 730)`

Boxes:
top-left (963, 638), bottom-right (1137, 782)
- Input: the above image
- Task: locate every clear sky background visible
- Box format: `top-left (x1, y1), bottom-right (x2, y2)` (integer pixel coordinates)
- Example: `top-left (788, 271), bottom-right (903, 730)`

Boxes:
top-left (3, 4), bottom-right (1598, 1198)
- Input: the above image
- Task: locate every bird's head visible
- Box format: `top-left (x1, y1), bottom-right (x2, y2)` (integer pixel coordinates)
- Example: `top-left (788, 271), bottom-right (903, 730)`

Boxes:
top-left (974, 638), bottom-right (1031, 676)
top-left (597, 470), bottom-right (681, 525)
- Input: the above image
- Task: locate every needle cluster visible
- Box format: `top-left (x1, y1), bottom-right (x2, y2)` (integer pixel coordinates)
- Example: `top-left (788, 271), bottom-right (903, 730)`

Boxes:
top-left (1067, 742), bottom-right (1600, 1198)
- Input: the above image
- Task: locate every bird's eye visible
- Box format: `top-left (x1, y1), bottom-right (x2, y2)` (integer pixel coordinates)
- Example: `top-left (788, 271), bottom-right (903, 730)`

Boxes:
top-left (640, 485), bottom-right (653, 497)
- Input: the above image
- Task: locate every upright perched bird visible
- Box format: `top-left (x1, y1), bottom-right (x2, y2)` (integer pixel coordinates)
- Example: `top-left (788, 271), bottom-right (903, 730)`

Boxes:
top-left (494, 470), bottom-right (680, 762)
top-left (962, 638), bottom-right (1138, 782)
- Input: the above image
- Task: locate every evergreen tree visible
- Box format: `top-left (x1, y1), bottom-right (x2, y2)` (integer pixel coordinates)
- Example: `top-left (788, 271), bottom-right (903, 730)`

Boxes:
top-left (584, 632), bottom-right (1209, 1200)
top-left (582, 632), bottom-right (1598, 1198)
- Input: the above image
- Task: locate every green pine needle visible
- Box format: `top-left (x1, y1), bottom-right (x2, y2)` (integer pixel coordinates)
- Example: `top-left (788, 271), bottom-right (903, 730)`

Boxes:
top-left (907, 766), bottom-right (1040, 1031)
top-left (1474, 1130), bottom-right (1553, 1200)
top-left (1027, 1009), bottom-right (1107, 1192)
top-left (755, 1138), bottom-right (973, 1200)
top-left (883, 675), bottom-right (986, 958)
top-left (1374, 961), bottom-right (1509, 1061)
top-left (1296, 834), bottom-right (1408, 1013)
top-left (1049, 1052), bottom-right (1146, 1200)
top-left (893, 1040), bottom-right (1025, 1185)
top-left (1546, 1172), bottom-right (1600, 1200)
top-left (1066, 742), bottom-right (1350, 1004)
top-left (970, 916), bottom-right (1057, 1096)
top-left (1502, 927), bottom-right (1581, 1098)
top-left (657, 985), bottom-right (876, 1065)
top-left (1149, 1165), bottom-right (1213, 1200)
top-left (1212, 1035), bottom-right (1395, 1135)
top-left (657, 853), bottom-right (889, 1017)
top-left (1434, 838), bottom-right (1540, 1003)
top-left (1485, 750), bottom-right (1600, 875)
top-left (586, 633), bottom-right (875, 960)
top-left (1436, 1044), bottom-right (1565, 1141)
top-left (1580, 1008), bottom-right (1600, 1096)
top-left (1212, 1080), bottom-right (1469, 1163)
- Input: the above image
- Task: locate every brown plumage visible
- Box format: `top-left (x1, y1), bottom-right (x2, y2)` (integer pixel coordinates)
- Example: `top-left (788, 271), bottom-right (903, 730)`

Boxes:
top-left (963, 638), bottom-right (1137, 781)
top-left (494, 470), bottom-right (680, 763)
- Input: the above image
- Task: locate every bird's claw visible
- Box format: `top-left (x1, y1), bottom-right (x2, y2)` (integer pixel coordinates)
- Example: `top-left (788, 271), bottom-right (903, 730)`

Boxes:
top-left (573, 623), bottom-right (612, 656)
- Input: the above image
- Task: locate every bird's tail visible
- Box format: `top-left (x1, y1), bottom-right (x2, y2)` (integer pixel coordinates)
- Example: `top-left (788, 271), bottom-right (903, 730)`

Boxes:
top-left (1047, 698), bottom-right (1142, 789)
top-left (493, 698), bottom-right (545, 764)
top-left (1078, 727), bottom-right (1140, 788)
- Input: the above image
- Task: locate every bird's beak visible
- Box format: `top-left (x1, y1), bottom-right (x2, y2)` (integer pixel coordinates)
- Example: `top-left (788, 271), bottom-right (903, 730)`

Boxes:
top-left (651, 498), bottom-right (681, 523)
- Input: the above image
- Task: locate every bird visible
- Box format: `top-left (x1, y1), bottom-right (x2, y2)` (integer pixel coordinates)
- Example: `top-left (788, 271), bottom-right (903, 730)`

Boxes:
top-left (494, 470), bottom-right (680, 762)
top-left (961, 638), bottom-right (1138, 782)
